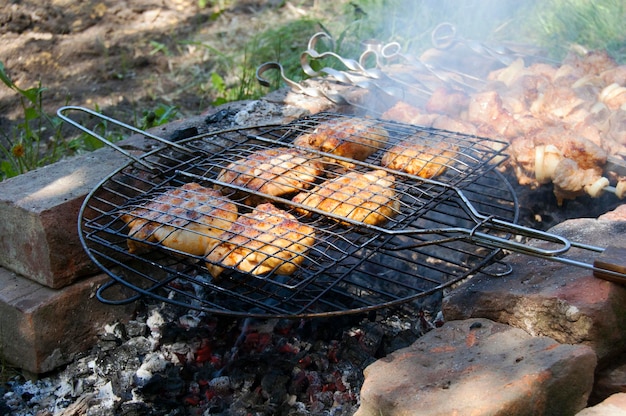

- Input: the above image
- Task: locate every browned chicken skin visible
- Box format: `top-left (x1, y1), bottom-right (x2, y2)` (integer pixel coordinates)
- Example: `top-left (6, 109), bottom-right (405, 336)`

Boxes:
top-left (293, 118), bottom-right (389, 166)
top-left (381, 136), bottom-right (458, 179)
top-left (292, 169), bottom-right (400, 226)
top-left (205, 203), bottom-right (315, 277)
top-left (216, 147), bottom-right (325, 204)
top-left (381, 50), bottom-right (626, 202)
top-left (121, 183), bottom-right (238, 256)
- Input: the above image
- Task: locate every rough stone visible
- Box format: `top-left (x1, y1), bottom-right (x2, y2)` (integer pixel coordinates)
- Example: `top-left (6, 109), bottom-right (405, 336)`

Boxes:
top-left (355, 318), bottom-right (596, 416)
top-left (442, 218), bottom-right (626, 366)
top-left (0, 266), bottom-right (136, 374)
top-left (598, 204), bottom-right (626, 221)
top-left (576, 393), bottom-right (626, 416)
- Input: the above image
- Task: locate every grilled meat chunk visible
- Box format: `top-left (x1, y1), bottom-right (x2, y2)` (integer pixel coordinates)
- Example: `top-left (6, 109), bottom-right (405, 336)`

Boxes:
top-left (216, 147), bottom-right (325, 205)
top-left (205, 203), bottom-right (315, 277)
top-left (121, 182), bottom-right (238, 255)
top-left (293, 118), bottom-right (389, 166)
top-left (382, 101), bottom-right (439, 126)
top-left (381, 137), bottom-right (458, 178)
top-left (508, 126), bottom-right (607, 188)
top-left (292, 169), bottom-right (400, 225)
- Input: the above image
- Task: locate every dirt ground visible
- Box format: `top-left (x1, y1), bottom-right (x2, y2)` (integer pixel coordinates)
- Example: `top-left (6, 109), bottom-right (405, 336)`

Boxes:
top-left (0, 0), bottom-right (314, 128)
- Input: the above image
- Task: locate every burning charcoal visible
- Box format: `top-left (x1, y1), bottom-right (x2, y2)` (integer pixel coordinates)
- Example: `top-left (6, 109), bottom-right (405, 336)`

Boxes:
top-left (312, 389), bottom-right (335, 410)
top-left (178, 313), bottom-right (201, 329)
top-left (305, 370), bottom-right (323, 396)
top-left (164, 341), bottom-right (194, 366)
top-left (103, 322), bottom-right (128, 340)
top-left (312, 353), bottom-right (330, 372)
top-left (4, 296), bottom-right (431, 414)
top-left (204, 108), bottom-right (237, 124)
top-left (361, 323), bottom-right (385, 356)
top-left (290, 367), bottom-right (309, 395)
top-left (138, 366), bottom-right (185, 407)
top-left (0, 397), bottom-right (10, 416)
top-left (118, 401), bottom-right (152, 415)
top-left (125, 336), bottom-right (153, 356)
top-left (382, 328), bottom-right (418, 353)
top-left (170, 126), bottom-right (198, 142)
top-left (146, 310), bottom-right (165, 336)
top-left (96, 338), bottom-right (120, 352)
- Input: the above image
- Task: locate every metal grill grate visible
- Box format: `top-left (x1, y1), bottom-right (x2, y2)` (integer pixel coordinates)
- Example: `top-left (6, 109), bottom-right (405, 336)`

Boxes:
top-left (76, 111), bottom-right (517, 318)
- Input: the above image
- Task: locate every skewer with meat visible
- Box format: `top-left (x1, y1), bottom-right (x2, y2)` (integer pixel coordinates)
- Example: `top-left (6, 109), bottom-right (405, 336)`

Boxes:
top-left (508, 126), bottom-right (608, 188)
top-left (215, 147), bottom-right (325, 205)
top-left (552, 158), bottom-right (609, 205)
top-left (205, 203), bottom-right (315, 277)
top-left (293, 118), bottom-right (389, 167)
top-left (121, 182), bottom-right (238, 255)
top-left (291, 169), bottom-right (400, 226)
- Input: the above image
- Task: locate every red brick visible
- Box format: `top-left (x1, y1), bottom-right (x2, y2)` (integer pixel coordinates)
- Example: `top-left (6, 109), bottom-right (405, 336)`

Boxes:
top-left (0, 266), bottom-right (135, 374)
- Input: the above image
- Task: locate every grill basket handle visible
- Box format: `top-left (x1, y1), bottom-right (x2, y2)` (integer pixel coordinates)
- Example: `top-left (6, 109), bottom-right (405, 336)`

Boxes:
top-left (472, 217), bottom-right (626, 282)
top-left (57, 105), bottom-right (194, 171)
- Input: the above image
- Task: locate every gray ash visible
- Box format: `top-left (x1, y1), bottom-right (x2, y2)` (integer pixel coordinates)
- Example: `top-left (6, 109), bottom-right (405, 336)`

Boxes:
top-left (2, 300), bottom-right (436, 415)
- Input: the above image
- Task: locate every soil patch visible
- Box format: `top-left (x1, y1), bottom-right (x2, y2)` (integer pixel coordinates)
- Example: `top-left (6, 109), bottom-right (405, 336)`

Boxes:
top-left (0, 0), bottom-right (309, 127)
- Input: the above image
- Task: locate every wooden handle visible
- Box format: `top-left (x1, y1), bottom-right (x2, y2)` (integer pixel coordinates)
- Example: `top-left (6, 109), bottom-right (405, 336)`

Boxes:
top-left (593, 246), bottom-right (626, 284)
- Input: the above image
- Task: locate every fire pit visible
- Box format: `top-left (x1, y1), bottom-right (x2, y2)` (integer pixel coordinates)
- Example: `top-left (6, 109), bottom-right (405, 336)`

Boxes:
top-left (5, 24), bottom-right (626, 416)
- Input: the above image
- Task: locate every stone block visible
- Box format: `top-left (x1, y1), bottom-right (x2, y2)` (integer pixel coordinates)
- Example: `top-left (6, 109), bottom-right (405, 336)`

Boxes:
top-left (0, 267), bottom-right (136, 374)
top-left (355, 318), bottom-right (596, 416)
top-left (443, 218), bottom-right (626, 366)
top-left (0, 138), bottom-right (152, 288)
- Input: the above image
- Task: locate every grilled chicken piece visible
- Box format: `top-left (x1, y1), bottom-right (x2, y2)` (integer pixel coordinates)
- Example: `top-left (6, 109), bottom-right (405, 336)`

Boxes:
top-left (216, 147), bottom-right (324, 205)
top-left (292, 169), bottom-right (400, 226)
top-left (121, 183), bottom-right (238, 255)
top-left (616, 179), bottom-right (626, 199)
top-left (381, 136), bottom-right (458, 179)
top-left (599, 83), bottom-right (626, 111)
top-left (380, 50), bottom-right (626, 202)
top-left (205, 203), bottom-right (315, 277)
top-left (563, 49), bottom-right (618, 79)
top-left (293, 118), bottom-right (389, 167)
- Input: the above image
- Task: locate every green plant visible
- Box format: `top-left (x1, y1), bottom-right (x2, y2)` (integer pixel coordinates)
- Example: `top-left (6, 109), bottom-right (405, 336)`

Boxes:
top-left (0, 61), bottom-right (180, 181)
top-left (139, 103), bottom-right (179, 130)
top-left (0, 61), bottom-right (66, 180)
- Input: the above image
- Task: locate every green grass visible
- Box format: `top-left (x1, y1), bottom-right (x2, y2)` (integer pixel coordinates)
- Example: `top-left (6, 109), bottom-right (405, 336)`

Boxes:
top-left (522, 0), bottom-right (626, 62)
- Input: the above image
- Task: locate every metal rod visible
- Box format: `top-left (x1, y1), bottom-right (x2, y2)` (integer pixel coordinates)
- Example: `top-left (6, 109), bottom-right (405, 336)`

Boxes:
top-left (57, 105), bottom-right (196, 171)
